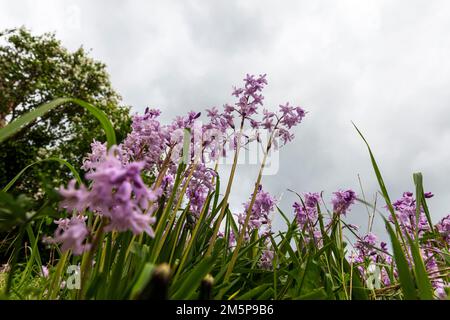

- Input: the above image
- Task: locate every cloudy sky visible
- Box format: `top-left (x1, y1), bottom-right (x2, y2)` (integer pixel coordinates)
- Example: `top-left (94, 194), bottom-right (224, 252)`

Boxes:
top-left (1, 0), bottom-right (450, 241)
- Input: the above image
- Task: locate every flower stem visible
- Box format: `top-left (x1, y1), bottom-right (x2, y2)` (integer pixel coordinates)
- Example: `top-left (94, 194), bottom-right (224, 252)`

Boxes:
top-left (78, 218), bottom-right (106, 299)
top-left (151, 162), bottom-right (197, 263)
top-left (223, 130), bottom-right (274, 282)
top-left (206, 119), bottom-right (245, 256)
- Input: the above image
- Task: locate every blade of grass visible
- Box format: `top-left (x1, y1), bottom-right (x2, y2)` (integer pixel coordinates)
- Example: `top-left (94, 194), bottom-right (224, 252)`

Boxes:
top-left (413, 173), bottom-right (434, 232)
top-left (0, 97), bottom-right (116, 147)
top-left (171, 249), bottom-right (219, 299)
top-left (384, 218), bottom-right (417, 299)
top-left (2, 157), bottom-right (82, 192)
top-left (406, 233), bottom-right (434, 299)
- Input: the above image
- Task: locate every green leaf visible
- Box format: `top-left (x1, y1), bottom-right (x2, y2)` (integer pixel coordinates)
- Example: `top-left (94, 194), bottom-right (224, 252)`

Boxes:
top-left (212, 173), bottom-right (220, 212)
top-left (173, 193), bottom-right (213, 280)
top-left (129, 263), bottom-right (155, 299)
top-left (276, 206), bottom-right (291, 227)
top-left (0, 192), bottom-right (33, 231)
top-left (171, 252), bottom-right (218, 300)
top-left (295, 287), bottom-right (328, 300)
top-left (352, 123), bottom-right (395, 218)
top-left (236, 284), bottom-right (271, 300)
top-left (406, 234), bottom-right (434, 300)
top-left (2, 157), bottom-right (82, 192)
top-left (353, 123), bottom-right (409, 250)
top-left (17, 222), bottom-right (44, 288)
top-left (257, 287), bottom-right (274, 300)
top-left (347, 262), bottom-right (369, 300)
top-left (0, 97), bottom-right (116, 147)
top-left (413, 173), bottom-right (434, 232)
top-left (384, 218), bottom-right (417, 299)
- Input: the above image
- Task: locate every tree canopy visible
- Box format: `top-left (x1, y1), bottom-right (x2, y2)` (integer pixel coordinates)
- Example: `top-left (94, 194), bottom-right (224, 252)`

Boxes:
top-left (0, 27), bottom-right (131, 194)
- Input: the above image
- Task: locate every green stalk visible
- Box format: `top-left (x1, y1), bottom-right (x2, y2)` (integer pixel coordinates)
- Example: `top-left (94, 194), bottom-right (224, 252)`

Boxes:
top-left (172, 193), bottom-right (212, 283)
top-left (170, 159), bottom-right (218, 267)
top-left (78, 219), bottom-right (105, 299)
top-left (4, 228), bottom-right (24, 295)
top-left (168, 206), bottom-right (190, 266)
top-left (17, 222), bottom-right (44, 289)
top-left (152, 163), bottom-right (185, 242)
top-left (338, 218), bottom-right (349, 300)
top-left (151, 162), bottom-right (197, 263)
top-left (153, 146), bottom-right (174, 191)
top-left (47, 251), bottom-right (69, 299)
top-left (224, 130), bottom-right (274, 281)
top-left (206, 119), bottom-right (245, 256)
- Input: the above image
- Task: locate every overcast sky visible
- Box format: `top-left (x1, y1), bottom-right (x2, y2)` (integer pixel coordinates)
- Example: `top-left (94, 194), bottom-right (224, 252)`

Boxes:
top-left (1, 0), bottom-right (450, 241)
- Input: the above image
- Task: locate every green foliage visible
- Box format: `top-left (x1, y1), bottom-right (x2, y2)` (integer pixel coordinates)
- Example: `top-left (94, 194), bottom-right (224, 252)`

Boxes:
top-left (0, 79), bottom-right (448, 300)
top-left (385, 219), bottom-right (417, 299)
top-left (0, 27), bottom-right (130, 196)
top-left (0, 192), bottom-right (34, 232)
top-left (0, 27), bottom-right (130, 265)
top-left (0, 98), bottom-right (117, 147)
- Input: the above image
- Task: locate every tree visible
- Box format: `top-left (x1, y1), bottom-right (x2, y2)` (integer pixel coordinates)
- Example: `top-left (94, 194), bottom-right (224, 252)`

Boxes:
top-left (0, 27), bottom-right (131, 195)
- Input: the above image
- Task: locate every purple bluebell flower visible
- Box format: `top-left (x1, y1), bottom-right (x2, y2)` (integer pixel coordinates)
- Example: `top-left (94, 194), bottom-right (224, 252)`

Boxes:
top-left (41, 266), bottom-right (49, 278)
top-left (351, 232), bottom-right (394, 287)
top-left (331, 189), bottom-right (357, 215)
top-left (259, 247), bottom-right (274, 270)
top-left (59, 148), bottom-right (159, 238)
top-left (435, 214), bottom-right (450, 244)
top-left (237, 186), bottom-right (276, 239)
top-left (389, 191), bottom-right (430, 239)
top-left (58, 180), bottom-right (90, 213)
top-left (45, 215), bottom-right (91, 255)
top-left (293, 192), bottom-right (322, 245)
top-left (81, 140), bottom-right (107, 172)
